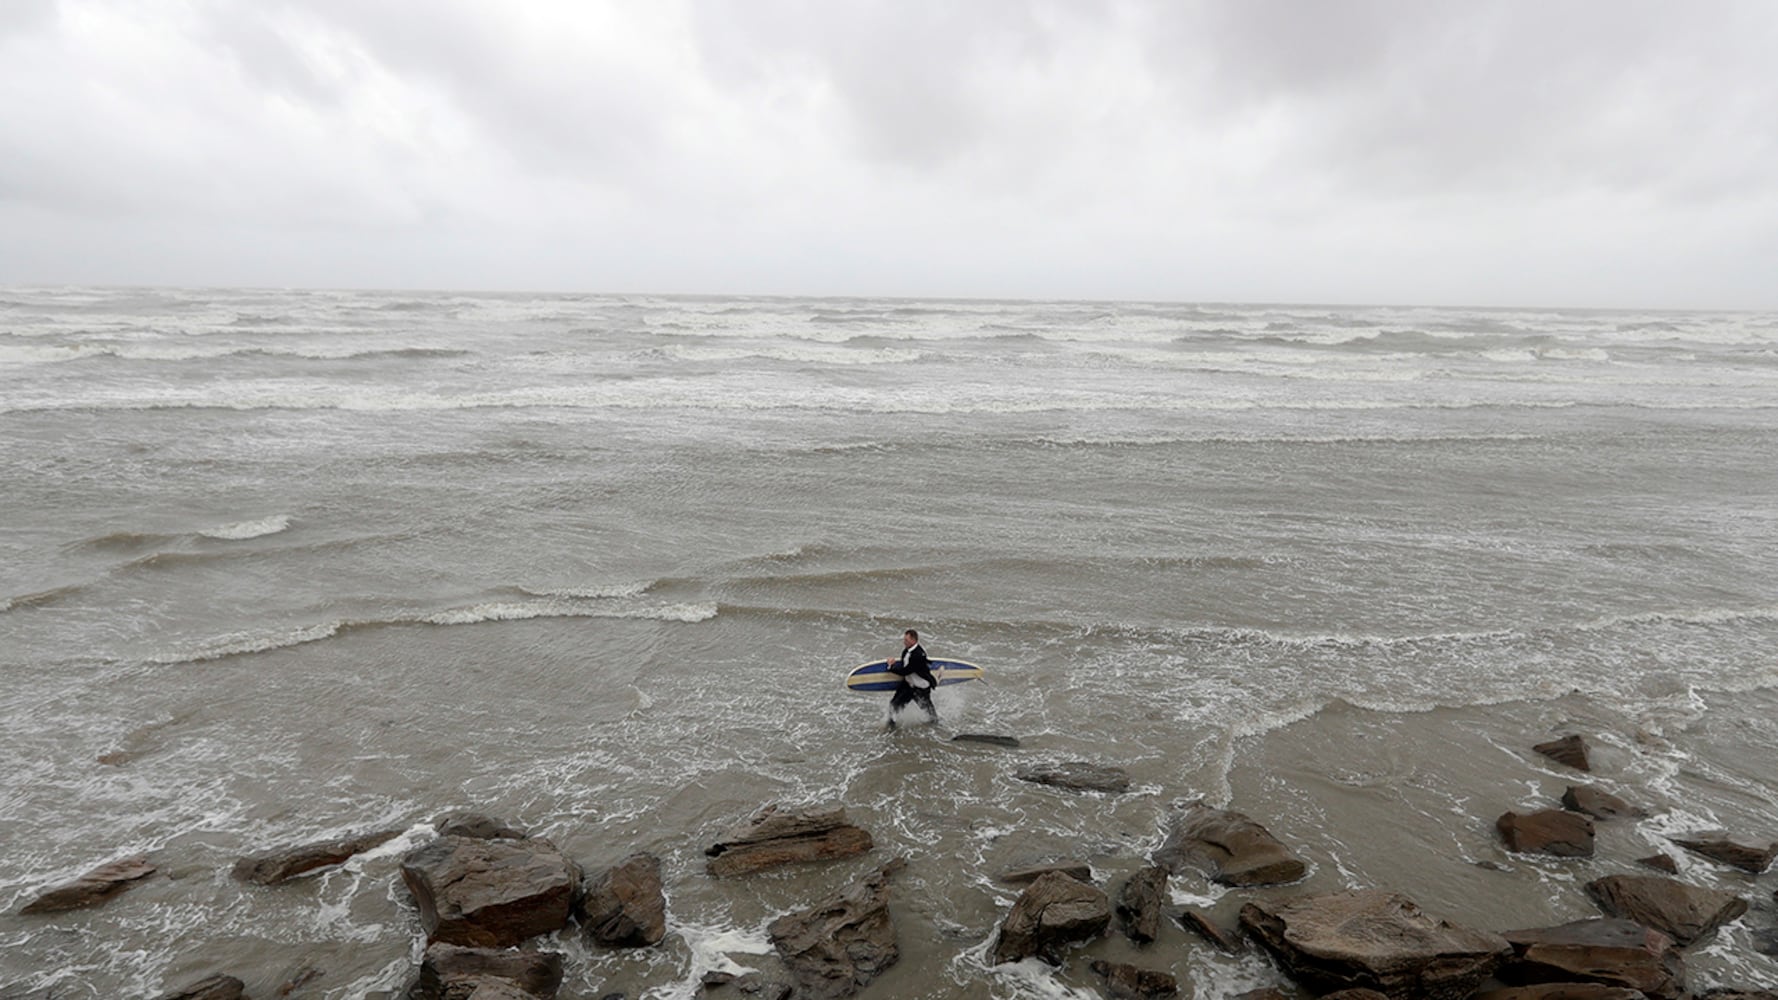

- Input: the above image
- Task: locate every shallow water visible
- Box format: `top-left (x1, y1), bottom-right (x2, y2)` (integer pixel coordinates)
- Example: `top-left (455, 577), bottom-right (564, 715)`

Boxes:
top-left (2, 289), bottom-right (1776, 997)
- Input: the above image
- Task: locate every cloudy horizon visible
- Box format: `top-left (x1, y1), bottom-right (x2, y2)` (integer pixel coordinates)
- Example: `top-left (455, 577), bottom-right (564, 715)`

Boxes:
top-left (3, 0), bottom-right (1776, 310)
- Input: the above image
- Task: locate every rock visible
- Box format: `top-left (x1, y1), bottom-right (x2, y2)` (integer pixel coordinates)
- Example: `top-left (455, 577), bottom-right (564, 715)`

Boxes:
top-left (1153, 803), bottom-right (1306, 886)
top-left (1319, 992), bottom-right (1392, 1000)
top-left (400, 942), bottom-right (564, 1000)
top-left (151, 976), bottom-right (246, 1000)
top-left (767, 860), bottom-right (902, 1000)
top-left (996, 861), bottom-right (1093, 885)
top-left (434, 812), bottom-right (527, 840)
top-left (1585, 874), bottom-right (1747, 946)
top-left (1499, 917), bottom-right (1684, 1000)
top-left (1636, 854), bottom-right (1678, 874)
top-left (1088, 959), bottom-right (1178, 999)
top-left (581, 853), bottom-right (666, 947)
top-left (1669, 836), bottom-right (1778, 874)
top-left (952, 734), bottom-right (1021, 748)
top-left (704, 804), bottom-right (873, 877)
top-left (18, 855), bottom-right (156, 914)
top-left (1534, 734), bottom-right (1591, 771)
top-left (990, 870), bottom-right (1112, 965)
top-left (1238, 889), bottom-right (1510, 999)
top-left (1561, 786), bottom-right (1646, 821)
top-left (1114, 865), bottom-right (1167, 944)
top-left (1231, 991), bottom-right (1290, 1000)
top-left (1013, 761), bottom-right (1131, 794)
top-left (1497, 810), bottom-right (1596, 857)
top-left (232, 829), bottom-right (403, 885)
top-left (462, 981), bottom-right (536, 1000)
top-left (400, 836), bottom-right (581, 948)
top-left (1474, 987), bottom-right (1647, 1000)
top-left (1173, 906), bottom-right (1243, 953)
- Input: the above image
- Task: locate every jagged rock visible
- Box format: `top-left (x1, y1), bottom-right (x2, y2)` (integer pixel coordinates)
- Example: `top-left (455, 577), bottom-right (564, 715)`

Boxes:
top-left (701, 975), bottom-right (792, 1000)
top-left (581, 853), bottom-right (666, 947)
top-left (400, 836), bottom-right (581, 947)
top-left (400, 942), bottom-right (563, 1000)
top-left (1474, 986), bottom-right (1647, 1000)
top-left (434, 812), bottom-right (527, 840)
top-left (151, 976), bottom-right (245, 1000)
top-left (990, 870), bottom-right (1112, 965)
top-left (1154, 803), bottom-right (1306, 886)
top-left (1174, 906), bottom-right (1243, 953)
top-left (1637, 854), bottom-right (1678, 874)
top-left (1239, 889), bottom-right (1510, 999)
top-left (1013, 761), bottom-right (1131, 793)
top-left (1088, 959), bottom-right (1178, 999)
top-left (18, 855), bottom-right (156, 914)
top-left (1534, 734), bottom-right (1591, 771)
top-left (705, 804), bottom-right (873, 877)
top-left (997, 861), bottom-right (1092, 885)
top-left (1499, 917), bottom-right (1684, 1000)
top-left (1562, 786), bottom-right (1646, 821)
top-left (1585, 874), bottom-right (1747, 946)
top-left (232, 829), bottom-right (403, 885)
top-left (1115, 865), bottom-right (1167, 944)
top-left (1669, 836), bottom-right (1778, 874)
top-left (952, 734), bottom-right (1021, 748)
top-left (767, 859), bottom-right (902, 1000)
top-left (1497, 810), bottom-right (1596, 857)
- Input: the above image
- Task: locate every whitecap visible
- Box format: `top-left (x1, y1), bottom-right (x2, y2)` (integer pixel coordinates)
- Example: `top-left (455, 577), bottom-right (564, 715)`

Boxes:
top-left (200, 515), bottom-right (292, 540)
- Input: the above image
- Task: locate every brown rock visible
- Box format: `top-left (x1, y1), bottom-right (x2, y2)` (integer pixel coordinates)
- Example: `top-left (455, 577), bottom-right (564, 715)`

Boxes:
top-left (951, 734), bottom-right (1021, 748)
top-left (1088, 959), bottom-right (1178, 999)
top-left (1561, 786), bottom-right (1646, 821)
top-left (704, 804), bottom-right (873, 877)
top-left (1231, 991), bottom-right (1290, 1000)
top-left (997, 861), bottom-right (1093, 885)
top-left (1585, 874), bottom-right (1747, 946)
top-left (232, 828), bottom-right (403, 885)
top-left (1636, 854), bottom-right (1678, 874)
top-left (1114, 865), bottom-right (1167, 945)
top-left (400, 942), bottom-right (563, 1000)
top-left (1669, 836), bottom-right (1778, 874)
top-left (434, 812), bottom-right (527, 840)
top-left (1500, 917), bottom-right (1683, 1000)
top-left (581, 853), bottom-right (666, 948)
top-left (1535, 734), bottom-right (1591, 771)
top-left (767, 860), bottom-right (902, 1000)
top-left (400, 836), bottom-right (581, 947)
top-left (151, 976), bottom-right (246, 1000)
top-left (1497, 810), bottom-right (1596, 857)
top-left (19, 855), bottom-right (156, 914)
top-left (1319, 992), bottom-right (1391, 1000)
top-left (1238, 889), bottom-right (1510, 999)
top-left (1174, 906), bottom-right (1243, 953)
top-left (1013, 761), bottom-right (1131, 793)
top-left (462, 981), bottom-right (535, 1000)
top-left (1475, 988), bottom-right (1646, 1000)
top-left (990, 870), bottom-right (1112, 965)
top-left (1154, 803), bottom-right (1306, 886)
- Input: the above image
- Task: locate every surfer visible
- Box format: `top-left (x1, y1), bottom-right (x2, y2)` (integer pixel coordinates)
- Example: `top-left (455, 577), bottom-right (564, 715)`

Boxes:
top-left (884, 629), bottom-right (939, 729)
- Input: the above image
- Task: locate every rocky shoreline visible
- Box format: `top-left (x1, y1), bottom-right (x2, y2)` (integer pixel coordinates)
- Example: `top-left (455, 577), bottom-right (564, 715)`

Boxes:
top-left (13, 733), bottom-right (1778, 999)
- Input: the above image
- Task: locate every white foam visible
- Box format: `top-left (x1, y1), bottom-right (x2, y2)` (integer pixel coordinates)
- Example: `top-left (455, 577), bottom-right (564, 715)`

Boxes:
top-left (200, 515), bottom-right (292, 540)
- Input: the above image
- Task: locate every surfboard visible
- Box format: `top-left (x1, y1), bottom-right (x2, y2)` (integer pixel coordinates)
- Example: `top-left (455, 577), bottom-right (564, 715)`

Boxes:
top-left (846, 658), bottom-right (984, 692)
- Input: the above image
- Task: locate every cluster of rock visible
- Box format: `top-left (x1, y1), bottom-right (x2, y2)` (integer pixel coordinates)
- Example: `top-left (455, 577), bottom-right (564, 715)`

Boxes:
top-left (17, 733), bottom-right (1777, 999)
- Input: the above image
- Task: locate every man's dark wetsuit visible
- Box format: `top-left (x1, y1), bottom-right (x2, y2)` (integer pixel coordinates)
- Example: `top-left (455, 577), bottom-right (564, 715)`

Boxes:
top-left (888, 642), bottom-right (939, 721)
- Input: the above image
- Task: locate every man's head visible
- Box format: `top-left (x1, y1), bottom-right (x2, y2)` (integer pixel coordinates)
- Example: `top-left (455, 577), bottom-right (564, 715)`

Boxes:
top-left (903, 629), bottom-right (919, 648)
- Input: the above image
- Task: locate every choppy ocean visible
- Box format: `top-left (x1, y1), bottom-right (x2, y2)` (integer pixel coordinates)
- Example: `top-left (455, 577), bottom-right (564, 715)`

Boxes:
top-left (3, 287), bottom-right (1776, 997)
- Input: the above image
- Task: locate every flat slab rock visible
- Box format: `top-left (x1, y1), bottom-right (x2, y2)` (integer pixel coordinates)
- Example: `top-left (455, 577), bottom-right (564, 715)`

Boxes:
top-left (1497, 809), bottom-right (1595, 858)
top-left (19, 855), bottom-right (156, 914)
top-left (997, 861), bottom-right (1093, 885)
top-left (1670, 836), bottom-right (1778, 874)
top-left (1562, 786), bottom-right (1646, 821)
top-left (1154, 803), bottom-right (1306, 886)
top-left (233, 828), bottom-right (403, 885)
top-left (992, 870), bottom-right (1112, 965)
top-left (1585, 874), bottom-right (1747, 947)
top-left (400, 941), bottom-right (564, 1000)
top-left (951, 733), bottom-right (1021, 748)
top-left (1013, 761), bottom-right (1131, 793)
top-left (705, 804), bottom-right (873, 877)
top-left (1500, 917), bottom-right (1684, 1000)
top-left (768, 860), bottom-right (903, 1000)
top-left (400, 835), bottom-right (582, 948)
top-left (1239, 889), bottom-right (1510, 1000)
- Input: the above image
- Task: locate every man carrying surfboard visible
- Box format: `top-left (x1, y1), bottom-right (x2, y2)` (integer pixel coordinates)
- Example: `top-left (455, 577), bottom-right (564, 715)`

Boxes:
top-left (884, 629), bottom-right (940, 729)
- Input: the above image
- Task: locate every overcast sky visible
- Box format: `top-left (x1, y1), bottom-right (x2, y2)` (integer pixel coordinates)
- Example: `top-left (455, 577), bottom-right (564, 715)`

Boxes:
top-left (3, 1), bottom-right (1776, 308)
